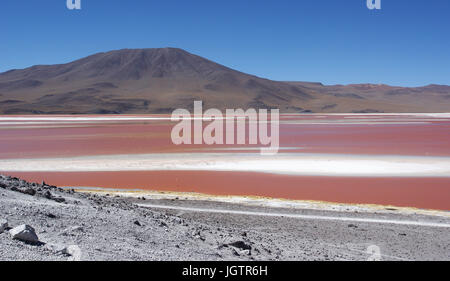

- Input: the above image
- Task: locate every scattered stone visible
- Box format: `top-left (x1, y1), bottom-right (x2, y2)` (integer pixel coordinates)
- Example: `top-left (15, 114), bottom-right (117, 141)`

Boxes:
top-left (134, 220), bottom-right (142, 226)
top-left (231, 248), bottom-right (240, 256)
top-left (42, 190), bottom-right (65, 203)
top-left (46, 213), bottom-right (57, 219)
top-left (44, 243), bottom-right (81, 261)
top-left (348, 224), bottom-right (358, 228)
top-left (71, 226), bottom-right (84, 232)
top-left (9, 224), bottom-right (39, 244)
top-left (191, 229), bottom-right (205, 241)
top-left (44, 191), bottom-right (52, 199)
top-left (228, 241), bottom-right (252, 251)
top-left (240, 249), bottom-right (251, 256)
top-left (53, 197), bottom-right (65, 203)
top-left (23, 188), bottom-right (36, 196)
top-left (0, 219), bottom-right (8, 233)
top-left (60, 225), bottom-right (84, 236)
top-left (63, 245), bottom-right (82, 261)
top-left (45, 243), bottom-right (66, 253)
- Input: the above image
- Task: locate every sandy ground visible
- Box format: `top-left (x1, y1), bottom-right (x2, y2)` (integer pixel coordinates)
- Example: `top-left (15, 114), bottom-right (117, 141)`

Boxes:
top-left (0, 175), bottom-right (449, 261)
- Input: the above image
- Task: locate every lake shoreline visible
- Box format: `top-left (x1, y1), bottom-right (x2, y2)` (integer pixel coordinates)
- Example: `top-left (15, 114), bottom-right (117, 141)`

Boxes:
top-left (1, 174), bottom-right (449, 261)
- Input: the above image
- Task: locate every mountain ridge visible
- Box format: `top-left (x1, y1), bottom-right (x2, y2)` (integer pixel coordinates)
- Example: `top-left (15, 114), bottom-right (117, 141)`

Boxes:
top-left (1, 48), bottom-right (449, 114)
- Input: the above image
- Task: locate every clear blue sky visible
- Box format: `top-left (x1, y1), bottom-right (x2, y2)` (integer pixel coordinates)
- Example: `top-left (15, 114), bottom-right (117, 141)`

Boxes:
top-left (1, 0), bottom-right (449, 86)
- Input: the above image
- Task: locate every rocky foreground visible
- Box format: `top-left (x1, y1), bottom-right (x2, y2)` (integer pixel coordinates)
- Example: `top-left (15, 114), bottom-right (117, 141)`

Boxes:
top-left (0, 175), bottom-right (449, 261)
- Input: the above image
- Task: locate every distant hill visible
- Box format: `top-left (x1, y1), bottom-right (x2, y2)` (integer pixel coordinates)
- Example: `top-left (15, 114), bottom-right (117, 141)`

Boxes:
top-left (0, 48), bottom-right (449, 114)
top-left (287, 82), bottom-right (450, 113)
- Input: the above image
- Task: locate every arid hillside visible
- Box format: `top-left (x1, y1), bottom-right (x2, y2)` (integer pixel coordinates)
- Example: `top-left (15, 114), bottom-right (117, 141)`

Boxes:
top-left (0, 48), bottom-right (449, 114)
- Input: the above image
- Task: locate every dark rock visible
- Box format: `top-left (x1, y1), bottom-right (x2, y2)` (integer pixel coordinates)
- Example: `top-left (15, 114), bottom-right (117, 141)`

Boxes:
top-left (53, 197), bottom-right (65, 203)
top-left (23, 188), bottom-right (36, 196)
top-left (44, 191), bottom-right (52, 199)
top-left (9, 224), bottom-right (40, 244)
top-left (228, 241), bottom-right (252, 251)
top-left (46, 213), bottom-right (57, 219)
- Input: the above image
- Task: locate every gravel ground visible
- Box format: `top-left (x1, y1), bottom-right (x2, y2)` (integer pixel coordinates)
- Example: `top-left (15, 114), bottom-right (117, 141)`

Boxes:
top-left (0, 175), bottom-right (449, 261)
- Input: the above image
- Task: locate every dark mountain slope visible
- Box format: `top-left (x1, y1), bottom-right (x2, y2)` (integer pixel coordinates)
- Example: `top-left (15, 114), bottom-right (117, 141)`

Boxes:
top-left (0, 48), bottom-right (449, 114)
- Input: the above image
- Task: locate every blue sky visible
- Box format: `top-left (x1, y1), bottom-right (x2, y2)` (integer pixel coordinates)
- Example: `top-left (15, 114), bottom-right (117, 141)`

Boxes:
top-left (1, 0), bottom-right (449, 86)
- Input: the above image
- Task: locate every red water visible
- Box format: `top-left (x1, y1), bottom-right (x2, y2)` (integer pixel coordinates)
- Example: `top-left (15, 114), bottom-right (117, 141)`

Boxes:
top-left (1, 114), bottom-right (449, 210)
top-left (5, 171), bottom-right (450, 210)
top-left (1, 115), bottom-right (449, 159)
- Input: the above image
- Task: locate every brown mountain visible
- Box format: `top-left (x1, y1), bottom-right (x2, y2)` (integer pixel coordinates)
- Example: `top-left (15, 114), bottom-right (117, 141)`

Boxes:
top-left (287, 82), bottom-right (450, 113)
top-left (0, 48), bottom-right (449, 114)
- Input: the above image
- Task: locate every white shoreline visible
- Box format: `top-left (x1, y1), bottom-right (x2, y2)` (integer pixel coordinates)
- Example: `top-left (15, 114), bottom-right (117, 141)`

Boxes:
top-left (0, 112), bottom-right (449, 121)
top-left (137, 203), bottom-right (450, 228)
top-left (73, 186), bottom-right (450, 217)
top-left (1, 152), bottom-right (450, 177)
